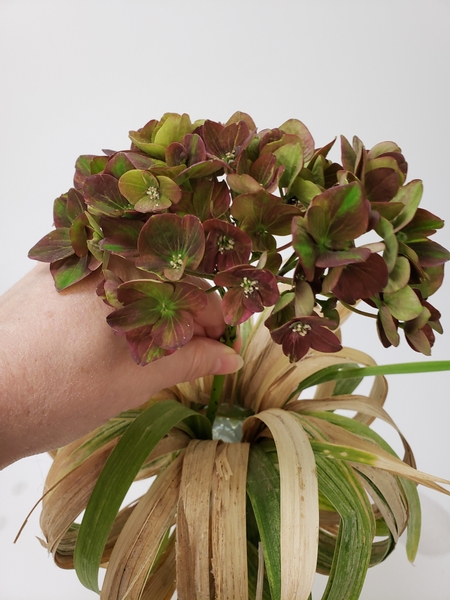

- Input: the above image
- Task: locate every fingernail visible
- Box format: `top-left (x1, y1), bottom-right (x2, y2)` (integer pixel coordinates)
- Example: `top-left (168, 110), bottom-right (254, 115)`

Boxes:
top-left (214, 347), bottom-right (244, 374)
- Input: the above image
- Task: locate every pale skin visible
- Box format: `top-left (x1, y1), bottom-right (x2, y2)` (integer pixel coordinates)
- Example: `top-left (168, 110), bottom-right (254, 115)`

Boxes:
top-left (0, 264), bottom-right (243, 470)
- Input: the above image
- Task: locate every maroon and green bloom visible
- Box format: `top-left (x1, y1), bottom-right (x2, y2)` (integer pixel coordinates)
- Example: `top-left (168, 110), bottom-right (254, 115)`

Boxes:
top-left (269, 316), bottom-right (342, 362)
top-left (107, 279), bottom-right (208, 365)
top-left (202, 219), bottom-right (252, 274)
top-left (28, 112), bottom-right (450, 363)
top-left (214, 266), bottom-right (280, 326)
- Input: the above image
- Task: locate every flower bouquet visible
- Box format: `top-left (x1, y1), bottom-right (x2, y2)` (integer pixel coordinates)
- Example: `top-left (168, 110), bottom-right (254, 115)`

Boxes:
top-left (28, 112), bottom-right (450, 599)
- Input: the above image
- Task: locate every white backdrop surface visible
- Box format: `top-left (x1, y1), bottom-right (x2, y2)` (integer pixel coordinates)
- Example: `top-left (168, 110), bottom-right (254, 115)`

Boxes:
top-left (1, 0), bottom-right (450, 598)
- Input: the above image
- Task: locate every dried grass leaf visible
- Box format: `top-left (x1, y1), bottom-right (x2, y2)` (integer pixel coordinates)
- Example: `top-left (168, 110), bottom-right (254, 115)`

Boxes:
top-left (141, 534), bottom-right (176, 600)
top-left (54, 504), bottom-right (136, 569)
top-left (100, 454), bottom-right (183, 600)
top-left (176, 439), bottom-right (218, 600)
top-left (256, 542), bottom-right (265, 600)
top-left (310, 418), bottom-right (450, 492)
top-left (40, 429), bottom-right (189, 562)
top-left (311, 347), bottom-right (387, 425)
top-left (211, 442), bottom-right (250, 600)
top-left (287, 395), bottom-right (415, 466)
top-left (243, 409), bottom-right (319, 600)
top-left (41, 440), bottom-right (117, 555)
top-left (355, 464), bottom-right (408, 541)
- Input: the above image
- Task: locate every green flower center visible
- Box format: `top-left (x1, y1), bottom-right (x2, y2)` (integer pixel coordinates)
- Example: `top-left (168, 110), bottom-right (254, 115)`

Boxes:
top-left (240, 277), bottom-right (259, 297)
top-left (223, 150), bottom-right (236, 164)
top-left (217, 235), bottom-right (235, 253)
top-left (159, 300), bottom-right (175, 317)
top-left (169, 253), bottom-right (184, 270)
top-left (290, 322), bottom-right (311, 337)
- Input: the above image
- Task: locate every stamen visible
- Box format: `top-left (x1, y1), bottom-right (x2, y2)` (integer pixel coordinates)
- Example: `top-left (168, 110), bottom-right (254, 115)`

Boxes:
top-left (146, 186), bottom-right (160, 204)
top-left (290, 322), bottom-right (312, 337)
top-left (223, 150), bottom-right (236, 164)
top-left (217, 235), bottom-right (235, 254)
top-left (240, 277), bottom-right (259, 297)
top-left (169, 253), bottom-right (184, 270)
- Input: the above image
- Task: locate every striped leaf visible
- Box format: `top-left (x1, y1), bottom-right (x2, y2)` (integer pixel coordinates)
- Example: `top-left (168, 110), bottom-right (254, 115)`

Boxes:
top-left (315, 455), bottom-right (375, 600)
top-left (74, 400), bottom-right (211, 593)
top-left (247, 444), bottom-right (281, 599)
top-left (243, 408), bottom-right (318, 600)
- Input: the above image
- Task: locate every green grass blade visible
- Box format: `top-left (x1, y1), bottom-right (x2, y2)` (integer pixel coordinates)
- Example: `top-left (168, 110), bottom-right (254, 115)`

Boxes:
top-left (247, 445), bottom-right (281, 600)
top-left (316, 456), bottom-right (375, 600)
top-left (288, 360), bottom-right (450, 401)
top-left (247, 541), bottom-right (273, 600)
top-left (401, 478), bottom-right (422, 562)
top-left (304, 411), bottom-right (397, 456)
top-left (74, 399), bottom-right (211, 593)
top-left (71, 409), bottom-right (143, 463)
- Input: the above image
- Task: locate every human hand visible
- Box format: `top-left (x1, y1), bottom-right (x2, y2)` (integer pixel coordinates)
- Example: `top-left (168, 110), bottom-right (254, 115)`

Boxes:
top-left (0, 264), bottom-right (243, 469)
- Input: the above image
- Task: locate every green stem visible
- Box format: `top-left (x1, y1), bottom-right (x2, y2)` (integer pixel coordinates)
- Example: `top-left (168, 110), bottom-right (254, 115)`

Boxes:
top-left (276, 275), bottom-right (294, 285)
top-left (278, 251), bottom-right (298, 276)
top-left (206, 325), bottom-right (237, 425)
top-left (205, 374), bottom-right (226, 426)
top-left (205, 285), bottom-right (221, 294)
top-left (276, 241), bottom-right (292, 253)
top-left (340, 301), bottom-right (378, 320)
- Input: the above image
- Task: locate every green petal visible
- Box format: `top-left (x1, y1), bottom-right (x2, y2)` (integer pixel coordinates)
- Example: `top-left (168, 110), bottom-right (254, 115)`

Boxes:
top-left (391, 180), bottom-right (423, 232)
top-left (274, 142), bottom-right (304, 190)
top-left (118, 169), bottom-right (158, 205)
top-left (153, 113), bottom-right (193, 147)
top-left (28, 228), bottom-right (73, 263)
top-left (383, 285), bottom-right (423, 321)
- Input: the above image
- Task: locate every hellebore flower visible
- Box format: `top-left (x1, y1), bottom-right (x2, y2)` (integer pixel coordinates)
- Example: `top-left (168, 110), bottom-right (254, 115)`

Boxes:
top-left (202, 219), bottom-right (252, 274)
top-left (118, 169), bottom-right (182, 213)
top-left (201, 119), bottom-right (252, 170)
top-left (231, 190), bottom-right (301, 252)
top-left (292, 181), bottom-right (371, 281)
top-left (214, 266), bottom-right (280, 326)
top-left (324, 253), bottom-right (389, 305)
top-left (165, 133), bottom-right (224, 182)
top-left (136, 213), bottom-right (205, 281)
top-left (28, 188), bottom-right (101, 290)
top-left (226, 152), bottom-right (285, 195)
top-left (107, 279), bottom-right (208, 365)
top-left (403, 293), bottom-right (442, 355)
top-left (128, 113), bottom-right (195, 161)
top-left (171, 179), bottom-right (231, 221)
top-left (269, 315), bottom-right (342, 362)
top-left (82, 173), bottom-right (132, 217)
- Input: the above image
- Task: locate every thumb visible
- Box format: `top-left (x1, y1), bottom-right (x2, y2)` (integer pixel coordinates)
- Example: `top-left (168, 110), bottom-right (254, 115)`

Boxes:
top-left (145, 337), bottom-right (244, 393)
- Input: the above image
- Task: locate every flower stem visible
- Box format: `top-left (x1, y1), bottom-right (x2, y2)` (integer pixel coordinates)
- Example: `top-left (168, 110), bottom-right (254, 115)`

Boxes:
top-left (206, 325), bottom-right (237, 425)
top-left (276, 241), bottom-right (293, 253)
top-left (205, 374), bottom-right (226, 426)
top-left (340, 301), bottom-right (378, 319)
top-left (205, 285), bottom-right (221, 294)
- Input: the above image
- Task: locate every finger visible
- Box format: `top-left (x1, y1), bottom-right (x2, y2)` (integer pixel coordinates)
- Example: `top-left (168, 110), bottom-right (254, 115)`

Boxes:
top-left (108, 337), bottom-right (243, 412)
top-left (193, 288), bottom-right (225, 339)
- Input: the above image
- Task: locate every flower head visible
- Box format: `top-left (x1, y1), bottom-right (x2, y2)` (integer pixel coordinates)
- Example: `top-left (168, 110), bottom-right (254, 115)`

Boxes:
top-left (202, 219), bottom-right (252, 274)
top-left (214, 266), bottom-right (280, 326)
top-left (269, 315), bottom-right (342, 362)
top-left (118, 169), bottom-right (182, 213)
top-left (137, 213), bottom-right (205, 281)
top-left (106, 279), bottom-right (208, 365)
top-left (27, 112), bottom-right (449, 360)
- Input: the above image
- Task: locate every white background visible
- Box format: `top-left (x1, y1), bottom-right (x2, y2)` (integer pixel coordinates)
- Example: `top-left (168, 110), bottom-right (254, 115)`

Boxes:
top-left (1, 0), bottom-right (450, 598)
